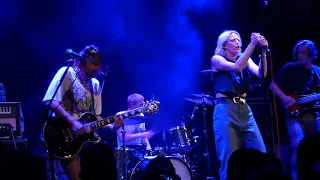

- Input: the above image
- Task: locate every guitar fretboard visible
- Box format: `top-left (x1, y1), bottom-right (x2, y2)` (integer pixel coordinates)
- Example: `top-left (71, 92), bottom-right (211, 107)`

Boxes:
top-left (296, 93), bottom-right (320, 104)
top-left (85, 108), bottom-right (145, 132)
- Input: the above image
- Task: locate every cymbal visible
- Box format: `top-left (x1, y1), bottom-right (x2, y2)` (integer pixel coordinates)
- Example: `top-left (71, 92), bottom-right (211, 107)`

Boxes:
top-left (198, 69), bottom-right (211, 75)
top-left (185, 94), bottom-right (216, 105)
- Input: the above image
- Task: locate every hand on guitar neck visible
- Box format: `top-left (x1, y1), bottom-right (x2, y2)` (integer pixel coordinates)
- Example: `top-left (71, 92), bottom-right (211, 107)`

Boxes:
top-left (68, 115), bottom-right (124, 134)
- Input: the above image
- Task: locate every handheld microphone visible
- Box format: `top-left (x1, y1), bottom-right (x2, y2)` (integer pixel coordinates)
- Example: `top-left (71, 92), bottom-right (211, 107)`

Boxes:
top-left (262, 46), bottom-right (270, 52)
top-left (66, 49), bottom-right (82, 59)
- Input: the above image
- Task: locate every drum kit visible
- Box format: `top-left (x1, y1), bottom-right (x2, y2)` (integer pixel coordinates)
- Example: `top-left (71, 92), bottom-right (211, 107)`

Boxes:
top-left (114, 70), bottom-right (217, 180)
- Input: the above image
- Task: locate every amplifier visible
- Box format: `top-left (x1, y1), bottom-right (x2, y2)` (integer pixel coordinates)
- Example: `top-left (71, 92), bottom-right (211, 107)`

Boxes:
top-left (0, 102), bottom-right (23, 137)
top-left (0, 138), bottom-right (27, 151)
top-left (246, 80), bottom-right (270, 100)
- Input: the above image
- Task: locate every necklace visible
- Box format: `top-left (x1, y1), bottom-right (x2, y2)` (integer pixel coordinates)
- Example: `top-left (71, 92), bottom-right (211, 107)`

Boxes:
top-left (74, 67), bottom-right (89, 88)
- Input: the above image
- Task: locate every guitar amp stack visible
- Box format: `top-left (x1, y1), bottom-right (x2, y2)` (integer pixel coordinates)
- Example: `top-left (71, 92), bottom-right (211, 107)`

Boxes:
top-left (246, 80), bottom-right (270, 101)
top-left (0, 102), bottom-right (27, 150)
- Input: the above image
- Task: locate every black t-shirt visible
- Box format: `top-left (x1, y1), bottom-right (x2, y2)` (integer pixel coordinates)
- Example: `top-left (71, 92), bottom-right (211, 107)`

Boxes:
top-left (273, 62), bottom-right (320, 94)
top-left (212, 55), bottom-right (251, 96)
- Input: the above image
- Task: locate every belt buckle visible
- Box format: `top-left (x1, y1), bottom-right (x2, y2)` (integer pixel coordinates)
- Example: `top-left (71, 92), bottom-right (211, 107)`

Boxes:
top-left (232, 97), bottom-right (245, 104)
top-left (232, 97), bottom-right (240, 103)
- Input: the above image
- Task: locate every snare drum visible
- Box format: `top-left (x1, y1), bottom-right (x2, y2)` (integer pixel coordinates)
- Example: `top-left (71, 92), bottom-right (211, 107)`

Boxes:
top-left (114, 147), bottom-right (139, 180)
top-left (145, 146), bottom-right (166, 157)
top-left (164, 126), bottom-right (194, 153)
top-left (130, 156), bottom-right (194, 180)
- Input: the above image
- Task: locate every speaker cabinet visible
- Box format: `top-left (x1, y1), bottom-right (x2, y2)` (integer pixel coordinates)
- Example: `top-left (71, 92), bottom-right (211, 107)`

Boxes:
top-left (0, 138), bottom-right (27, 151)
top-left (247, 101), bottom-right (275, 153)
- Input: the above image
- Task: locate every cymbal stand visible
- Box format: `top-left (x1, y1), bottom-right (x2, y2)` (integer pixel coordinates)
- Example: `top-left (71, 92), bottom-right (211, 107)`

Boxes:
top-left (199, 97), bottom-right (214, 180)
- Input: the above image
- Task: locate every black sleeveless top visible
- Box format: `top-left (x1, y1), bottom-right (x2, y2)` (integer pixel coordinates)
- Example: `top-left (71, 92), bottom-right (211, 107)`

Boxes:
top-left (211, 56), bottom-right (252, 97)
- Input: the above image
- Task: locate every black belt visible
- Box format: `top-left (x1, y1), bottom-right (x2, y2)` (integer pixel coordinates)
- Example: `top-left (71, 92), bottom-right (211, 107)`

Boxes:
top-left (216, 97), bottom-right (246, 104)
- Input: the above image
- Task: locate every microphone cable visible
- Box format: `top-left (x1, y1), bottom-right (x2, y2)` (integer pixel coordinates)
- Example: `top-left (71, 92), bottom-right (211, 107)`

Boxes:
top-left (269, 52), bottom-right (281, 156)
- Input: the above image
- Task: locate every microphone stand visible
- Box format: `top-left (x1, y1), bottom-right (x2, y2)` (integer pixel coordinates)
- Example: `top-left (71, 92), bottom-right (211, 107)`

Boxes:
top-left (39, 60), bottom-right (74, 180)
top-left (190, 95), bottom-right (214, 179)
top-left (260, 48), bottom-right (275, 153)
top-left (121, 125), bottom-right (127, 180)
top-left (100, 66), bottom-right (110, 93)
top-left (199, 97), bottom-right (214, 180)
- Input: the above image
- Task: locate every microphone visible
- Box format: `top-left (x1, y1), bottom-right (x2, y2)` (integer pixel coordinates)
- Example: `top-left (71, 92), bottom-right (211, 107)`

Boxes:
top-left (66, 49), bottom-right (82, 59)
top-left (262, 46), bottom-right (270, 52)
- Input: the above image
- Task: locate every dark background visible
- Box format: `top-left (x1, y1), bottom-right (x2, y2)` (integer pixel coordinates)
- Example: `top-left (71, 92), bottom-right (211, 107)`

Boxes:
top-left (1, 0), bottom-right (320, 178)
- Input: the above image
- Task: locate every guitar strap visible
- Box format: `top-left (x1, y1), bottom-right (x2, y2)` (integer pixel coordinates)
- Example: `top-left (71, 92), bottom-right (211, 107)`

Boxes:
top-left (88, 79), bottom-right (96, 115)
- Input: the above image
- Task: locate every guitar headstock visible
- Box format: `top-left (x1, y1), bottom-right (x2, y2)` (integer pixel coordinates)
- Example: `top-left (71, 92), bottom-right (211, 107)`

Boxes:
top-left (142, 99), bottom-right (160, 115)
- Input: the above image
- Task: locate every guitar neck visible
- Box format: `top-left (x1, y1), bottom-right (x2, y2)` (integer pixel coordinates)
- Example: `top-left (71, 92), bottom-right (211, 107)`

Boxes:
top-left (85, 108), bottom-right (144, 132)
top-left (296, 93), bottom-right (320, 104)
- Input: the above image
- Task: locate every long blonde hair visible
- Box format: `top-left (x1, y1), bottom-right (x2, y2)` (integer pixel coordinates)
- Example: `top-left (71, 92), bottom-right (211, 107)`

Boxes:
top-left (214, 30), bottom-right (242, 56)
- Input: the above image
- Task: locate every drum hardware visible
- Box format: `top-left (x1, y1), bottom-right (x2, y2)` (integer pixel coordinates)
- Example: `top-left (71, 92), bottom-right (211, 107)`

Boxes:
top-left (114, 147), bottom-right (138, 180)
top-left (198, 69), bottom-right (212, 75)
top-left (186, 93), bottom-right (215, 180)
top-left (185, 94), bottom-right (216, 106)
top-left (129, 156), bottom-right (194, 180)
top-left (163, 125), bottom-right (195, 153)
top-left (145, 146), bottom-right (166, 157)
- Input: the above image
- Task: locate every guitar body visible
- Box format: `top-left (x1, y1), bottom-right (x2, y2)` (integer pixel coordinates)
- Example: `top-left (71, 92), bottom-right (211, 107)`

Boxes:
top-left (285, 93), bottom-right (317, 117)
top-left (43, 112), bottom-right (99, 159)
top-left (42, 99), bottom-right (160, 159)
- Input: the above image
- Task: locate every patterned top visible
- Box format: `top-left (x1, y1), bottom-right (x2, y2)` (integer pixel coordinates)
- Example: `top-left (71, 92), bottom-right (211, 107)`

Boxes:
top-left (43, 66), bottom-right (102, 118)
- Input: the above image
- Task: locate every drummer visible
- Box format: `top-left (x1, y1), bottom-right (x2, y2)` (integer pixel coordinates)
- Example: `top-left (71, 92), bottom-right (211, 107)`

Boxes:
top-left (116, 93), bottom-right (154, 152)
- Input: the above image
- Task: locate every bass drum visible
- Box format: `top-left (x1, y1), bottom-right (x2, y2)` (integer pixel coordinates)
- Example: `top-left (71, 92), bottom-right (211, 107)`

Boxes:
top-left (130, 156), bottom-right (194, 180)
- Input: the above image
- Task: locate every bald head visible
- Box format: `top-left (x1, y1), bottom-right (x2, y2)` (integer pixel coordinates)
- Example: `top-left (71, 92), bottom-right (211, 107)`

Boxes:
top-left (127, 93), bottom-right (144, 109)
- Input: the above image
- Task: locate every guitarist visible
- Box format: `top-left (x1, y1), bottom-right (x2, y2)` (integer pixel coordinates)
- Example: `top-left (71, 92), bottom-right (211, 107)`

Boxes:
top-left (270, 40), bottom-right (320, 180)
top-left (42, 45), bottom-right (123, 180)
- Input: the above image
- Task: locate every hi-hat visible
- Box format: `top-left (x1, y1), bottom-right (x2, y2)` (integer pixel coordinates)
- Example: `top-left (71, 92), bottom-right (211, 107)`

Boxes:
top-left (198, 69), bottom-right (211, 75)
top-left (185, 94), bottom-right (216, 105)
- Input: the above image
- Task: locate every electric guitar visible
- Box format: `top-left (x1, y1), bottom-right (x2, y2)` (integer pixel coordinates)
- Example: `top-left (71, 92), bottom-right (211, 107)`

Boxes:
top-left (284, 92), bottom-right (320, 117)
top-left (42, 100), bottom-right (160, 159)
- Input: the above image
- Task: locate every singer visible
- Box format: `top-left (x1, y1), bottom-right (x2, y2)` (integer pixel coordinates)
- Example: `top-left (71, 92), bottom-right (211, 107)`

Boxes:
top-left (270, 40), bottom-right (320, 180)
top-left (210, 30), bottom-right (268, 180)
top-left (42, 45), bottom-right (123, 180)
